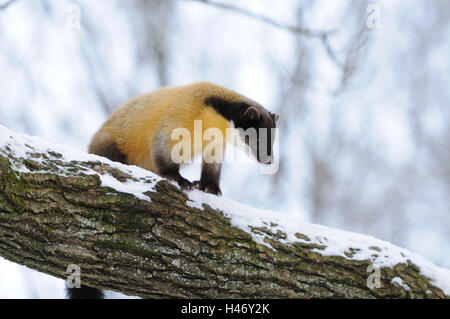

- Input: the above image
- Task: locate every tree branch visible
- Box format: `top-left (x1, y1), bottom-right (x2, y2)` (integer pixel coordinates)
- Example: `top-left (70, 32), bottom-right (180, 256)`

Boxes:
top-left (0, 0), bottom-right (18, 10)
top-left (0, 125), bottom-right (449, 298)
top-left (183, 0), bottom-right (331, 38)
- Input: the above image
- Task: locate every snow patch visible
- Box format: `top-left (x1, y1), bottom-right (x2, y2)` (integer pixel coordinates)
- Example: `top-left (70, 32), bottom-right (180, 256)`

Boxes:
top-left (99, 175), bottom-right (152, 201)
top-left (186, 189), bottom-right (450, 296)
top-left (0, 125), bottom-right (161, 201)
top-left (391, 277), bottom-right (411, 291)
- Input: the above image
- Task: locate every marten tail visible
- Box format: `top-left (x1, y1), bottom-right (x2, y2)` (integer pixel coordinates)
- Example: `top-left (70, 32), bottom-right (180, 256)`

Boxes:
top-left (66, 286), bottom-right (105, 299)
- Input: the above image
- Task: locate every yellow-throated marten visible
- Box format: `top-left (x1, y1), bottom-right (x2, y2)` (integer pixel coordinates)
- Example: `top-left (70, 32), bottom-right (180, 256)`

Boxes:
top-left (88, 82), bottom-right (279, 195)
top-left (67, 82), bottom-right (279, 299)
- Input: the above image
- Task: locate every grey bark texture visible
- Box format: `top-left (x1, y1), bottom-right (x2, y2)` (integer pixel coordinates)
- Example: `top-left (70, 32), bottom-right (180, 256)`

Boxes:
top-left (0, 136), bottom-right (448, 299)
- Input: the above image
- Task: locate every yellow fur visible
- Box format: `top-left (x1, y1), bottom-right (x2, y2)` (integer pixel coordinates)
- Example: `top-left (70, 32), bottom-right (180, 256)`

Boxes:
top-left (91, 82), bottom-right (245, 172)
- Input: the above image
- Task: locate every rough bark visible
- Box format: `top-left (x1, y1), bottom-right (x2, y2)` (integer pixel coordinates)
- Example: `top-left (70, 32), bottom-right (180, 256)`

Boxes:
top-left (0, 134), bottom-right (448, 299)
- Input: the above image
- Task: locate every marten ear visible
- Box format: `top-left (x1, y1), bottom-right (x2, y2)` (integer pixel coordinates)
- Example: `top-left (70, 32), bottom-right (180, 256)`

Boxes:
top-left (273, 113), bottom-right (280, 123)
top-left (243, 107), bottom-right (261, 122)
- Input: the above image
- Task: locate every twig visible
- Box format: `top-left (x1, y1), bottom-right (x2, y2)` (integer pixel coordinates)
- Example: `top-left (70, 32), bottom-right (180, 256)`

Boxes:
top-left (182, 0), bottom-right (342, 67)
top-left (183, 0), bottom-right (333, 38)
top-left (0, 0), bottom-right (17, 10)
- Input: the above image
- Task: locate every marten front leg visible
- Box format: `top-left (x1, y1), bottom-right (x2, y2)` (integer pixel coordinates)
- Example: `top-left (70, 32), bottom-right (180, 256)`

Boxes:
top-left (194, 162), bottom-right (222, 196)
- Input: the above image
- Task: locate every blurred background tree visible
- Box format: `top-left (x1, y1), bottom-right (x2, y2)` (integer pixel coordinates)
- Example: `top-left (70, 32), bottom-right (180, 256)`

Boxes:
top-left (0, 0), bottom-right (448, 298)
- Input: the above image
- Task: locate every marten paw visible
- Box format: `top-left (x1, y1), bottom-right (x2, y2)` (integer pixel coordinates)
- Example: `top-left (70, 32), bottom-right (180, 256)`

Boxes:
top-left (193, 181), bottom-right (222, 196)
top-left (177, 177), bottom-right (194, 190)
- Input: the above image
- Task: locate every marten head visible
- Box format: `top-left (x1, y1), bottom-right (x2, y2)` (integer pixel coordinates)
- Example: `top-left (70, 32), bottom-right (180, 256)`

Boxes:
top-left (204, 95), bottom-right (279, 165)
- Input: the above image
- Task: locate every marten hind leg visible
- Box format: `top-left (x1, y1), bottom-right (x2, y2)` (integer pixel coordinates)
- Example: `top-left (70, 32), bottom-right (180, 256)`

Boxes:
top-left (88, 131), bottom-right (127, 164)
top-left (151, 132), bottom-right (193, 189)
top-left (154, 154), bottom-right (194, 189)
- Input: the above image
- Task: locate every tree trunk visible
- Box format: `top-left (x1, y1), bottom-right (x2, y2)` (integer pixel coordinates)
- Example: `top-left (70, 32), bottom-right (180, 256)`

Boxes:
top-left (0, 126), bottom-right (448, 299)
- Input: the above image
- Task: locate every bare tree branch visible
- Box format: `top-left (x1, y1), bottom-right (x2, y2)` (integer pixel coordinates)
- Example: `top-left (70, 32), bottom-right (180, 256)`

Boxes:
top-left (181, 0), bottom-right (343, 67)
top-left (0, 0), bottom-right (17, 10)
top-left (183, 0), bottom-right (332, 38)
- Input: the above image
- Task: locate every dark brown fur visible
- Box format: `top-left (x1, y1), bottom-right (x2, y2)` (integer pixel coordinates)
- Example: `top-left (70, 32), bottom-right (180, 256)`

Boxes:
top-left (88, 132), bottom-right (127, 164)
